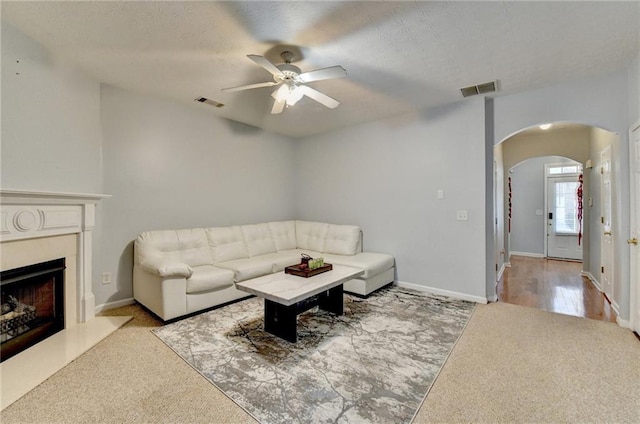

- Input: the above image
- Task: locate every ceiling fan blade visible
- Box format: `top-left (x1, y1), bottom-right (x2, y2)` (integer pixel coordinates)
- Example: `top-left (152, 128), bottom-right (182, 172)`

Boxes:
top-left (297, 66), bottom-right (347, 83)
top-left (299, 85), bottom-right (340, 109)
top-left (271, 98), bottom-right (286, 114)
top-left (247, 54), bottom-right (283, 77)
top-left (221, 81), bottom-right (279, 93)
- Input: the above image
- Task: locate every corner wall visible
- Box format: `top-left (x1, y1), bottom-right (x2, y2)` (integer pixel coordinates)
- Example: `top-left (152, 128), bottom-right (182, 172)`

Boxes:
top-left (294, 99), bottom-right (488, 301)
top-left (98, 86), bottom-right (296, 306)
top-left (1, 21), bottom-right (102, 193)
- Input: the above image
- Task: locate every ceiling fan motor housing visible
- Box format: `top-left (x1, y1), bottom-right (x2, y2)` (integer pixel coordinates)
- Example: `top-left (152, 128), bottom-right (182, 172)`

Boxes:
top-left (276, 63), bottom-right (301, 80)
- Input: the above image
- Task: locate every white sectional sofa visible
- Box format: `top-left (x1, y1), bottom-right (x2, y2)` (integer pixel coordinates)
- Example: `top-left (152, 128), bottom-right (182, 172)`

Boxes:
top-left (133, 220), bottom-right (395, 321)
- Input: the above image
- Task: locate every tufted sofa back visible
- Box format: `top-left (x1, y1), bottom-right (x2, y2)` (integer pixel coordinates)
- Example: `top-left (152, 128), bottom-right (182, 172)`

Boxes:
top-left (135, 221), bottom-right (362, 267)
top-left (136, 228), bottom-right (213, 267)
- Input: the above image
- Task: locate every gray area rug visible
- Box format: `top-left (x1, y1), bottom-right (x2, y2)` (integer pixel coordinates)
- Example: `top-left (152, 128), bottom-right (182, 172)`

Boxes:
top-left (153, 286), bottom-right (475, 424)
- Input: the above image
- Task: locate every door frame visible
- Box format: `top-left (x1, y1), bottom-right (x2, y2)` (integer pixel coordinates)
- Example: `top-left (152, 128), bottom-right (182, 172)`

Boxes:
top-left (543, 162), bottom-right (583, 259)
top-left (600, 144), bottom-right (616, 304)
top-left (630, 120), bottom-right (640, 334)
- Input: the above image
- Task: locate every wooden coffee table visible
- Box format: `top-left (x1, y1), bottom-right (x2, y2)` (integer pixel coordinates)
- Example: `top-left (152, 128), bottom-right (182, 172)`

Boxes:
top-left (235, 264), bottom-right (364, 343)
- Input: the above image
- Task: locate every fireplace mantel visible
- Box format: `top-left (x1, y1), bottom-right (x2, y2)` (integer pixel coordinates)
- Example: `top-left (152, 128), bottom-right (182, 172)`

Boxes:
top-left (1, 189), bottom-right (110, 323)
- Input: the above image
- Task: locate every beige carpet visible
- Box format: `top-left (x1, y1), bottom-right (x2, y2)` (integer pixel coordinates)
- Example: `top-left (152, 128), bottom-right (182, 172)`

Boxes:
top-left (1, 300), bottom-right (639, 423)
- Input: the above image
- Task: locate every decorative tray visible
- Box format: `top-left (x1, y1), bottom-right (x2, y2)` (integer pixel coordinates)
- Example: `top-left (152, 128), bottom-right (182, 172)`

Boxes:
top-left (284, 263), bottom-right (333, 278)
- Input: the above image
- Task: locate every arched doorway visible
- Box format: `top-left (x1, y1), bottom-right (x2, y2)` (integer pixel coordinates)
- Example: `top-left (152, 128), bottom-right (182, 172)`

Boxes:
top-left (508, 156), bottom-right (583, 261)
top-left (493, 122), bottom-right (620, 321)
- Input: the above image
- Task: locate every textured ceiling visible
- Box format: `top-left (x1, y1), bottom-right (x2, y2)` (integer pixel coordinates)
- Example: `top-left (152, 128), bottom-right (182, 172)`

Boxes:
top-left (2, 1), bottom-right (639, 138)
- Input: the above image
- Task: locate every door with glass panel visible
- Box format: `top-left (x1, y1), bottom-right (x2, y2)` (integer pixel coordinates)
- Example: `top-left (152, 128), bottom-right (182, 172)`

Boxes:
top-left (547, 174), bottom-right (583, 260)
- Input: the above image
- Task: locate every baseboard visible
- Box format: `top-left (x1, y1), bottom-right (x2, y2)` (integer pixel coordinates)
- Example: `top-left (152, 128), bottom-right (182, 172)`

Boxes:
top-left (616, 316), bottom-right (631, 329)
top-left (95, 297), bottom-right (135, 314)
top-left (612, 300), bottom-right (621, 316)
top-left (509, 251), bottom-right (544, 258)
top-left (580, 271), bottom-right (602, 291)
top-left (486, 294), bottom-right (498, 303)
top-left (497, 263), bottom-right (507, 281)
top-left (395, 281), bottom-right (488, 304)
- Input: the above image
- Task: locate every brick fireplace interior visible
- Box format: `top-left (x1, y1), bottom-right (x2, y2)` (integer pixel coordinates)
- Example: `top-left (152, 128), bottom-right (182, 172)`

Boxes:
top-left (1, 258), bottom-right (66, 362)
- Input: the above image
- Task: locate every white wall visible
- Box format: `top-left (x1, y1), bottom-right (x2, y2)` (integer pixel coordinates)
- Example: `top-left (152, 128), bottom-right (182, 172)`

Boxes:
top-left (494, 71), bottom-right (631, 319)
top-left (97, 86), bottom-right (296, 306)
top-left (294, 99), bottom-right (488, 301)
top-left (1, 21), bottom-right (102, 193)
top-left (509, 156), bottom-right (576, 256)
top-left (629, 52), bottom-right (640, 123)
top-left (1, 21), bottom-right (109, 312)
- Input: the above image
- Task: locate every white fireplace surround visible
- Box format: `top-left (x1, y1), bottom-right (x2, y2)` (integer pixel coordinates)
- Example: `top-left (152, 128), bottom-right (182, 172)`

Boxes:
top-left (0, 189), bottom-right (136, 411)
top-left (1, 189), bottom-right (110, 324)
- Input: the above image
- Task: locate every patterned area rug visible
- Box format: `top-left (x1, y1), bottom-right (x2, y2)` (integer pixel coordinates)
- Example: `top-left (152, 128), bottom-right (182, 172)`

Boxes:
top-left (153, 286), bottom-right (475, 424)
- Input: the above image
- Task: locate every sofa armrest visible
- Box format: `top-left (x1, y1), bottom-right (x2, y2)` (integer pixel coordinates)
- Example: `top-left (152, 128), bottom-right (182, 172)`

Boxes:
top-left (139, 259), bottom-right (193, 278)
top-left (135, 240), bottom-right (193, 278)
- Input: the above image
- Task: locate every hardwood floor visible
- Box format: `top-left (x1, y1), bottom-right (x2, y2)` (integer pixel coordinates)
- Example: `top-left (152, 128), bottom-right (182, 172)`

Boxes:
top-left (497, 255), bottom-right (617, 322)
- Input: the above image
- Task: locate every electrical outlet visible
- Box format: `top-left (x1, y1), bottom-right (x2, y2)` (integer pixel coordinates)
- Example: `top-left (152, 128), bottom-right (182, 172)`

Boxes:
top-left (101, 272), bottom-right (111, 285)
top-left (456, 210), bottom-right (469, 221)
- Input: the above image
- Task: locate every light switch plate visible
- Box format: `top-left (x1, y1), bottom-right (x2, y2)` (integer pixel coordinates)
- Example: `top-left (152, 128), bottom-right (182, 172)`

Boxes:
top-left (456, 210), bottom-right (468, 221)
top-left (437, 190), bottom-right (445, 200)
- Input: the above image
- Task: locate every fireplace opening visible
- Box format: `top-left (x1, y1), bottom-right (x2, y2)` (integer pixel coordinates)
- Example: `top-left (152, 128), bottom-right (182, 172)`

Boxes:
top-left (1, 258), bottom-right (65, 362)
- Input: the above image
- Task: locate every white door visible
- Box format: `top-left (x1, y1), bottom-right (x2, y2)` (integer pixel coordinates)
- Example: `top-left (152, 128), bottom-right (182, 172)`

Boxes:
top-left (601, 146), bottom-right (614, 301)
top-left (630, 124), bottom-right (640, 333)
top-left (547, 176), bottom-right (583, 260)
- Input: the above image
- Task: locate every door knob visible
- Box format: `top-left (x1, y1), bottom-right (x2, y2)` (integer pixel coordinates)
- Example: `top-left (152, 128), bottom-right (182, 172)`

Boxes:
top-left (604, 231), bottom-right (612, 236)
top-left (628, 238), bottom-right (638, 245)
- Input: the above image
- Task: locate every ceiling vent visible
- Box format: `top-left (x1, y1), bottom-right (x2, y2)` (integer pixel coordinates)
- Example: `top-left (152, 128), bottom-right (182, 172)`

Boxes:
top-left (460, 80), bottom-right (498, 98)
top-left (194, 97), bottom-right (224, 108)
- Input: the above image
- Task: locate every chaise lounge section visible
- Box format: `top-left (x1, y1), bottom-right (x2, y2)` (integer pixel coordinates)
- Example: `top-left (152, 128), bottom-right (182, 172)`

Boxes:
top-left (133, 220), bottom-right (395, 321)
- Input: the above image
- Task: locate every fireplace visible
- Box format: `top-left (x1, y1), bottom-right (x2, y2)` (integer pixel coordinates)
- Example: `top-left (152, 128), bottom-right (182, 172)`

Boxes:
top-left (1, 258), bottom-right (66, 362)
top-left (1, 190), bottom-right (120, 410)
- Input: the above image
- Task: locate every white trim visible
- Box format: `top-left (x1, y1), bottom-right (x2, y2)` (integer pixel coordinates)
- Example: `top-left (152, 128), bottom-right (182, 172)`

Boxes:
top-left (1, 190), bottom-right (109, 323)
top-left (95, 297), bottom-right (135, 314)
top-left (612, 300), bottom-right (620, 316)
top-left (505, 262), bottom-right (511, 267)
top-left (616, 316), bottom-right (631, 329)
top-left (0, 189), bottom-right (110, 205)
top-left (395, 281), bottom-right (488, 304)
top-left (510, 251), bottom-right (545, 258)
top-left (487, 294), bottom-right (498, 302)
top-left (581, 271), bottom-right (602, 292)
top-left (497, 263), bottom-right (507, 281)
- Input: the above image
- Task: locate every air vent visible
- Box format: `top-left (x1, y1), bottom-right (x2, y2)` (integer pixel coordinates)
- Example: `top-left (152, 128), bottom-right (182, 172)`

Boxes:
top-left (194, 97), bottom-right (224, 108)
top-left (460, 80), bottom-right (498, 97)
top-left (460, 86), bottom-right (479, 97)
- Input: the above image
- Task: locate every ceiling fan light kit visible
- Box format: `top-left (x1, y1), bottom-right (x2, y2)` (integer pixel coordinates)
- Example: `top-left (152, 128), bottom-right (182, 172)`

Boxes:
top-left (222, 51), bottom-right (347, 114)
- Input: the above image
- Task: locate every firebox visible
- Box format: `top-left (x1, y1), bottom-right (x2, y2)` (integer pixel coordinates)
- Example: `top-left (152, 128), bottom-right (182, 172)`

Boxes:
top-left (1, 258), bottom-right (65, 362)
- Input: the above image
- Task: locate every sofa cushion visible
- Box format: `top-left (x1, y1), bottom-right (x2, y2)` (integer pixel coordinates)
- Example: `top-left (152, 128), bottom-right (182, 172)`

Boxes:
top-left (216, 257), bottom-right (274, 282)
top-left (241, 223), bottom-right (277, 257)
top-left (320, 252), bottom-right (395, 279)
top-left (206, 226), bottom-right (249, 263)
top-left (268, 221), bottom-right (297, 251)
top-left (295, 221), bottom-right (329, 252)
top-left (138, 229), bottom-right (213, 267)
top-left (186, 266), bottom-right (235, 294)
top-left (323, 224), bottom-right (361, 256)
top-left (258, 251), bottom-right (305, 273)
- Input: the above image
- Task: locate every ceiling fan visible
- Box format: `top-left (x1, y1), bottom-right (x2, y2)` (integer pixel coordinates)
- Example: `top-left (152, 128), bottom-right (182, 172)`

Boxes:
top-left (221, 51), bottom-right (347, 114)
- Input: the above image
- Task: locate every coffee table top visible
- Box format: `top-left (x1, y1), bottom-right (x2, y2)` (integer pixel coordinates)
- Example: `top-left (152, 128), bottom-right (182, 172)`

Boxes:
top-left (235, 264), bottom-right (364, 306)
